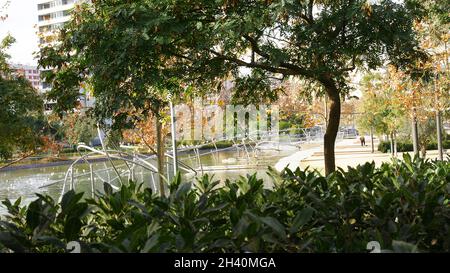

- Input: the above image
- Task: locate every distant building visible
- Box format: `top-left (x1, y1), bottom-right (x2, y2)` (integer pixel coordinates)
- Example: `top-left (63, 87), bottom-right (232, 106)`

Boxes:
top-left (37, 0), bottom-right (92, 112)
top-left (9, 64), bottom-right (41, 90)
top-left (37, 0), bottom-right (78, 46)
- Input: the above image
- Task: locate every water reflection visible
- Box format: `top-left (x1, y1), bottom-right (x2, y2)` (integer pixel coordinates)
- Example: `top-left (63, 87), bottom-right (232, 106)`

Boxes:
top-left (0, 146), bottom-right (295, 212)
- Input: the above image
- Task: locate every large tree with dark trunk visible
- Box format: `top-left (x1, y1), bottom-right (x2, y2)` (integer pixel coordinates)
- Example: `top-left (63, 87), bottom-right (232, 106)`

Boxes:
top-left (40, 0), bottom-right (427, 175)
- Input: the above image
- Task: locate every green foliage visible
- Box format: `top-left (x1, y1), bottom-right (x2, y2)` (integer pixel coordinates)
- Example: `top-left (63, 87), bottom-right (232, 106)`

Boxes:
top-left (0, 35), bottom-right (44, 160)
top-left (38, 0), bottom-right (428, 174)
top-left (1, 155), bottom-right (449, 253)
top-left (356, 72), bottom-right (407, 137)
top-left (279, 112), bottom-right (310, 131)
top-left (39, 0), bottom-right (427, 115)
top-left (61, 112), bottom-right (98, 146)
top-left (378, 140), bottom-right (450, 153)
top-left (279, 121), bottom-right (292, 131)
top-left (177, 140), bottom-right (234, 150)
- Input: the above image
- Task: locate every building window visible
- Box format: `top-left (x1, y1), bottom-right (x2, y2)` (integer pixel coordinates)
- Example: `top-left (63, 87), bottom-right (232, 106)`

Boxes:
top-left (39, 22), bottom-right (65, 33)
top-left (42, 82), bottom-right (52, 89)
top-left (38, 0), bottom-right (76, 11)
top-left (38, 3), bottom-right (50, 10)
top-left (38, 14), bottom-right (51, 21)
top-left (38, 10), bottom-right (71, 22)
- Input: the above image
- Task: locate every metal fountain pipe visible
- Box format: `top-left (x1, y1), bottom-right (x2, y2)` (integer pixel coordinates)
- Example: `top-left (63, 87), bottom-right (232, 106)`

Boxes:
top-left (241, 138), bottom-right (250, 161)
top-left (212, 139), bottom-right (219, 162)
top-left (46, 145), bottom-right (165, 202)
top-left (90, 165), bottom-right (95, 198)
top-left (76, 146), bottom-right (162, 187)
top-left (164, 152), bottom-right (197, 175)
top-left (194, 147), bottom-right (204, 175)
top-left (97, 125), bottom-right (123, 185)
top-left (78, 145), bottom-right (160, 174)
top-left (110, 141), bottom-right (133, 175)
top-left (168, 94), bottom-right (178, 176)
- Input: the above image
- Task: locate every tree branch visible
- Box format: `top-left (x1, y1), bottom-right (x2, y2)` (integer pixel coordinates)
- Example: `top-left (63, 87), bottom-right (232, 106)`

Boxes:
top-left (308, 0), bottom-right (314, 22)
top-left (299, 13), bottom-right (313, 24)
top-left (339, 55), bottom-right (357, 73)
top-left (242, 34), bottom-right (312, 77)
top-left (262, 33), bottom-right (299, 47)
top-left (208, 49), bottom-right (298, 75)
top-left (0, 151), bottom-right (36, 170)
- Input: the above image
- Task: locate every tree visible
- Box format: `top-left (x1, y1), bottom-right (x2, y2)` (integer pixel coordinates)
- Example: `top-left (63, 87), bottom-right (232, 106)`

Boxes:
top-left (39, 0), bottom-right (427, 175)
top-left (0, 35), bottom-right (44, 160)
top-left (62, 111), bottom-right (98, 146)
top-left (357, 71), bottom-right (406, 155)
top-left (277, 79), bottom-right (317, 131)
top-left (39, 3), bottom-right (186, 195)
top-left (165, 0), bottom-right (427, 174)
top-left (358, 0), bottom-right (449, 158)
top-left (122, 111), bottom-right (170, 153)
top-left (413, 0), bottom-right (449, 159)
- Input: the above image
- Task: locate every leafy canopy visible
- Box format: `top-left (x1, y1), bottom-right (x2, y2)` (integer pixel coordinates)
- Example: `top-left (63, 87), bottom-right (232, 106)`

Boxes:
top-left (0, 35), bottom-right (44, 159)
top-left (40, 0), bottom-right (427, 124)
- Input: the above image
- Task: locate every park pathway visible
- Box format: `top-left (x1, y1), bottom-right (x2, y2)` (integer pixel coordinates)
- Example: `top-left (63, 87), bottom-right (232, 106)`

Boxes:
top-left (276, 136), bottom-right (449, 174)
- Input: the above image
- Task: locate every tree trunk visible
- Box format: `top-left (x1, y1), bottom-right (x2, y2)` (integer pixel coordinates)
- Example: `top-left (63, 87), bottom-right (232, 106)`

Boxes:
top-left (421, 143), bottom-right (427, 158)
top-left (324, 94), bottom-right (328, 128)
top-left (436, 110), bottom-right (443, 161)
top-left (411, 109), bottom-right (419, 157)
top-left (155, 116), bottom-right (166, 196)
top-left (390, 133), bottom-right (394, 156)
top-left (320, 77), bottom-right (341, 176)
top-left (370, 127), bottom-right (374, 153)
top-left (393, 131), bottom-right (397, 157)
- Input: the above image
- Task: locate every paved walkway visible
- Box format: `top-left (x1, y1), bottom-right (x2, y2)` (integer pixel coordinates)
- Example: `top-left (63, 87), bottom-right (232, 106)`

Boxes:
top-left (276, 137), bottom-right (449, 173)
top-left (274, 141), bottom-right (322, 172)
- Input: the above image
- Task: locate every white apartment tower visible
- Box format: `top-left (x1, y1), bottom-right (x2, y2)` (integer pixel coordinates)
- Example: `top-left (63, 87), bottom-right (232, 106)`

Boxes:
top-left (37, 0), bottom-right (93, 110)
top-left (37, 0), bottom-right (78, 46)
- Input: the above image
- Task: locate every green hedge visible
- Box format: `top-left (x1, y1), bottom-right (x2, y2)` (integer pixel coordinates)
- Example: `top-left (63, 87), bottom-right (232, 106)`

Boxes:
top-left (1, 154), bottom-right (449, 253)
top-left (178, 140), bottom-right (234, 150)
top-left (378, 140), bottom-right (450, 153)
top-left (199, 140), bottom-right (234, 149)
top-left (279, 120), bottom-right (292, 131)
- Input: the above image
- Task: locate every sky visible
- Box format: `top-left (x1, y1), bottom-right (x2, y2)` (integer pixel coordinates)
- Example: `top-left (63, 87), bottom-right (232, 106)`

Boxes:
top-left (0, 0), bottom-right (39, 66)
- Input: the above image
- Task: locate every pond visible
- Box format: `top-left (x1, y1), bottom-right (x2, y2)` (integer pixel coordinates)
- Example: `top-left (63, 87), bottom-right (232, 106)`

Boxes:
top-left (0, 144), bottom-right (298, 212)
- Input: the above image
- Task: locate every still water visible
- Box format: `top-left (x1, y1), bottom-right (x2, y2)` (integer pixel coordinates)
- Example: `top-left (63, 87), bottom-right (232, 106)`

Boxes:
top-left (0, 145), bottom-right (296, 211)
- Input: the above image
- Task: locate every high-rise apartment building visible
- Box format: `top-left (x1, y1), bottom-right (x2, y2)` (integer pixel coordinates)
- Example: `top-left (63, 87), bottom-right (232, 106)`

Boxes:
top-left (37, 0), bottom-right (94, 110)
top-left (37, 0), bottom-right (78, 46)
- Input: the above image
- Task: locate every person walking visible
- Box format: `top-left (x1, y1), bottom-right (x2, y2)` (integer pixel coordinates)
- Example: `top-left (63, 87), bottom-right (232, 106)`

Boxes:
top-left (360, 135), bottom-right (366, 146)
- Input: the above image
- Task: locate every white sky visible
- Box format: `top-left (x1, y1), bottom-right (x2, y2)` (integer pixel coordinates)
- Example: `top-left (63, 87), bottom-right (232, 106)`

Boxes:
top-left (0, 0), bottom-right (39, 66)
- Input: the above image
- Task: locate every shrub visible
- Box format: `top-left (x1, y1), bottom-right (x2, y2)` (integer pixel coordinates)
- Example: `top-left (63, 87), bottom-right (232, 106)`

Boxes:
top-left (199, 140), bottom-right (234, 149)
top-left (0, 154), bottom-right (449, 253)
top-left (177, 140), bottom-right (234, 150)
top-left (279, 121), bottom-right (292, 131)
top-left (378, 140), bottom-right (450, 153)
